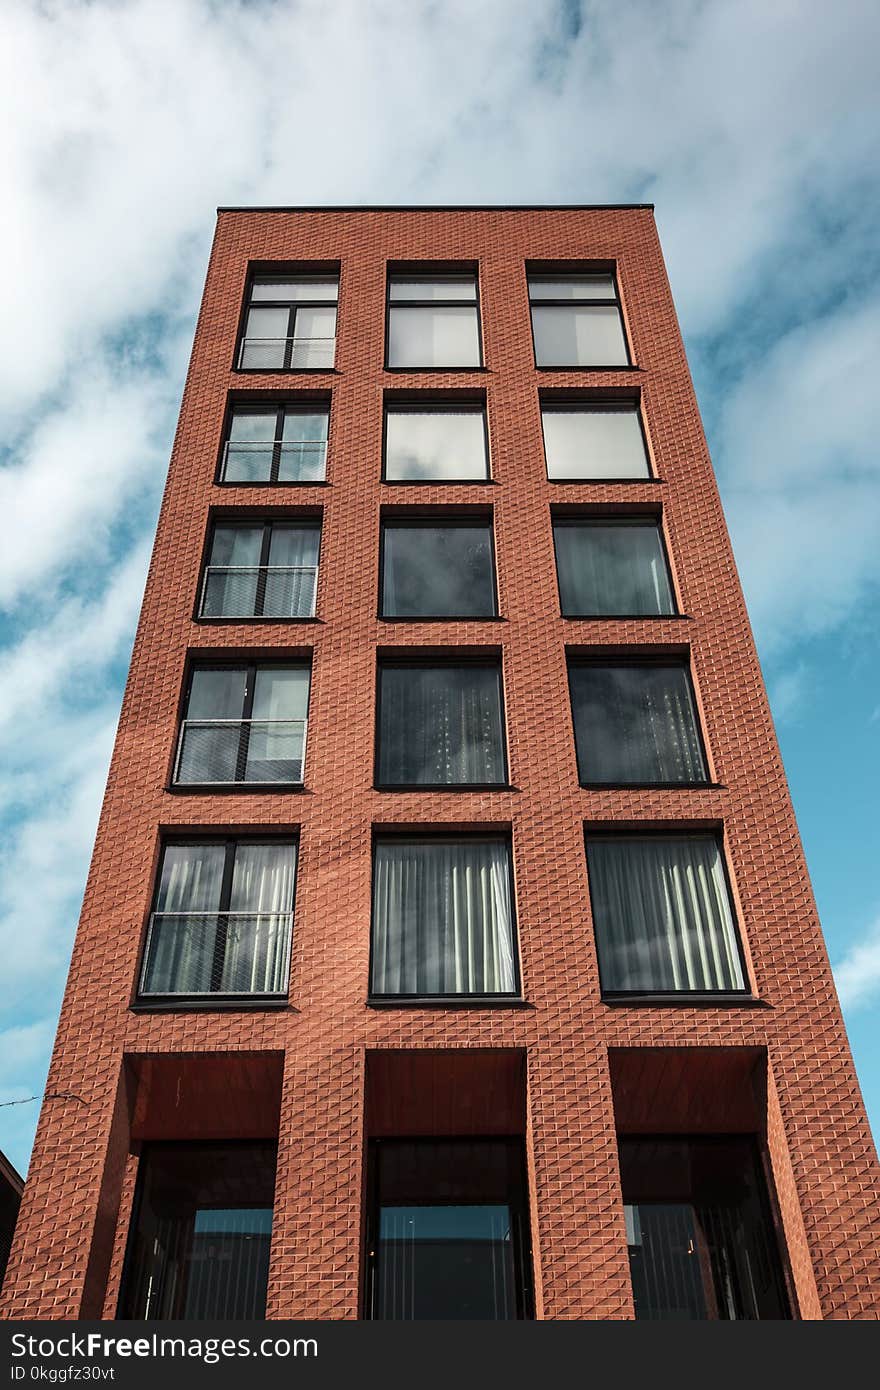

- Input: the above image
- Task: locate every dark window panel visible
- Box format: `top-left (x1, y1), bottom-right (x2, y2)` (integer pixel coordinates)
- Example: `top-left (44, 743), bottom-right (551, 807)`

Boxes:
top-left (553, 521), bottom-right (675, 616)
top-left (569, 664), bottom-right (706, 784)
top-left (377, 664), bottom-right (506, 786)
top-left (381, 524), bottom-right (496, 618)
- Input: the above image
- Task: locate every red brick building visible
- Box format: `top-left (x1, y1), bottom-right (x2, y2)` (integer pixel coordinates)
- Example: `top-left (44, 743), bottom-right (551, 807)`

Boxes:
top-left (2, 206), bottom-right (878, 1320)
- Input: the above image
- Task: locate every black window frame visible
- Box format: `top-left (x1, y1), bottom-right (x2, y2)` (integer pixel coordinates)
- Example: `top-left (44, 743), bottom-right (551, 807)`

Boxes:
top-left (170, 659), bottom-right (311, 793)
top-left (216, 401), bottom-right (331, 487)
top-left (195, 516), bottom-right (322, 624)
top-left (567, 654), bottom-right (711, 789)
top-left (135, 835), bottom-right (298, 1009)
top-left (527, 268), bottom-right (633, 370)
top-left (374, 655), bottom-right (510, 790)
top-left (235, 272), bottom-right (339, 374)
top-left (385, 269), bottom-right (484, 372)
top-left (584, 828), bottom-right (752, 1004)
top-left (552, 512), bottom-right (679, 619)
top-left (381, 400), bottom-right (491, 484)
top-left (363, 1135), bottom-right (534, 1318)
top-left (377, 514), bottom-right (499, 621)
top-left (367, 832), bottom-right (522, 1002)
top-left (540, 396), bottom-right (655, 484)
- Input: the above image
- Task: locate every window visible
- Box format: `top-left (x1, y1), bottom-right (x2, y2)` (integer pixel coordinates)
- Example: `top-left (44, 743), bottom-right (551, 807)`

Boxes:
top-left (238, 274), bottom-right (337, 370)
top-left (380, 520), bottom-right (496, 618)
top-left (370, 837), bottom-right (518, 996)
top-left (199, 521), bottom-right (320, 620)
top-left (569, 662), bottom-right (707, 785)
top-left (384, 405), bottom-right (488, 481)
top-left (585, 834), bottom-right (747, 995)
top-left (387, 273), bottom-right (481, 368)
top-left (528, 272), bottom-right (629, 367)
top-left (220, 405), bottom-right (328, 484)
top-left (376, 662), bottom-right (506, 786)
top-left (621, 1137), bottom-right (790, 1320)
top-left (118, 1142), bottom-right (277, 1318)
top-left (139, 839), bottom-right (296, 1000)
top-left (553, 518), bottom-right (676, 617)
top-left (542, 401), bottom-right (650, 480)
top-left (365, 1139), bottom-right (532, 1318)
top-left (174, 664), bottom-right (309, 787)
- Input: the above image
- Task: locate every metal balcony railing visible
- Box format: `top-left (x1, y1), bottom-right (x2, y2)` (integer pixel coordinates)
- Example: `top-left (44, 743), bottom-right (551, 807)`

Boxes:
top-left (173, 718), bottom-right (307, 786)
top-left (199, 565), bottom-right (318, 619)
top-left (220, 438), bottom-right (327, 484)
top-left (238, 335), bottom-right (336, 370)
top-left (139, 911), bottom-right (293, 998)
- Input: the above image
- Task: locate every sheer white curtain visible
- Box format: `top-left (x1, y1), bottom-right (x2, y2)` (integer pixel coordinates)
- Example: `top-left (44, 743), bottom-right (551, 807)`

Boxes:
top-left (372, 840), bottom-right (516, 995)
top-left (145, 844), bottom-right (226, 994)
top-left (553, 523), bottom-right (674, 617)
top-left (586, 836), bottom-right (745, 992)
top-left (222, 843), bottom-right (297, 995)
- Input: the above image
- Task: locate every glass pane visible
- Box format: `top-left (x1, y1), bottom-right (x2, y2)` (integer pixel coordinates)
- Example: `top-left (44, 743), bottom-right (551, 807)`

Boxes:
top-left (279, 411), bottom-right (328, 484)
top-left (177, 669), bottom-right (247, 784)
top-left (224, 413), bottom-right (277, 484)
top-left (387, 305), bottom-right (481, 368)
top-left (528, 275), bottom-right (616, 300)
top-left (117, 1142), bottom-right (276, 1320)
top-left (385, 409), bottom-right (488, 481)
top-left (245, 667), bottom-right (309, 783)
top-left (253, 525), bottom-right (319, 617)
top-left (586, 836), bottom-right (745, 993)
top-left (389, 277), bottom-right (477, 301)
top-left (553, 522), bottom-right (674, 616)
top-left (202, 526), bottom-right (263, 618)
top-left (240, 306), bottom-right (288, 369)
top-left (569, 665), bottom-right (706, 784)
top-left (369, 1139), bottom-right (528, 1320)
top-left (378, 666), bottom-right (505, 785)
top-left (185, 668), bottom-right (247, 720)
top-left (156, 844), bottom-right (225, 913)
top-left (251, 278), bottom-right (338, 302)
top-left (371, 840), bottom-right (515, 994)
top-left (620, 1139), bottom-right (790, 1321)
top-left (382, 525), bottom-right (495, 617)
top-left (291, 306), bottom-right (336, 369)
top-left (532, 303), bottom-right (628, 366)
top-left (223, 842), bottom-right (297, 995)
top-left (542, 405), bottom-right (649, 479)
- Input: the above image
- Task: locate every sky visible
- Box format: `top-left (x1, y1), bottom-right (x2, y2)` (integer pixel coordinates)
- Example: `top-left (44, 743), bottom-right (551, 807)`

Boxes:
top-left (0, 0), bottom-right (878, 1176)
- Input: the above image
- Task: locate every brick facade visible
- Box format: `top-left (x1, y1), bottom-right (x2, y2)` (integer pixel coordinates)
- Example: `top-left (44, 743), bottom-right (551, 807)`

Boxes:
top-left (2, 206), bottom-right (877, 1319)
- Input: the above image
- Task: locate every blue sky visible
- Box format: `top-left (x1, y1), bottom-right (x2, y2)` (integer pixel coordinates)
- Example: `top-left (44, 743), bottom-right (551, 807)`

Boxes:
top-left (0, 0), bottom-right (878, 1175)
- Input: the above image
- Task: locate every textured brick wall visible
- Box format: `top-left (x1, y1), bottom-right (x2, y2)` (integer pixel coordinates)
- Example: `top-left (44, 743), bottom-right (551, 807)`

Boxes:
top-left (2, 207), bottom-right (878, 1320)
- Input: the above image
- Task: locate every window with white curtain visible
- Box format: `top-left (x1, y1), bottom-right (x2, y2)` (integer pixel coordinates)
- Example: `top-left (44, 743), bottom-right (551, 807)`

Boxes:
top-left (139, 839), bottom-right (297, 999)
top-left (384, 406), bottom-right (489, 481)
top-left (376, 662), bottom-right (507, 786)
top-left (238, 274), bottom-right (338, 370)
top-left (528, 272), bottom-right (629, 367)
top-left (174, 663), bottom-right (310, 786)
top-left (542, 402), bottom-right (650, 480)
top-left (553, 518), bottom-right (675, 616)
top-left (220, 405), bottom-right (329, 484)
top-left (568, 662), bottom-right (707, 785)
top-left (387, 273), bottom-right (481, 368)
top-left (371, 838), bottom-right (518, 997)
top-left (380, 521), bottom-right (496, 618)
top-left (200, 521), bottom-right (320, 619)
top-left (585, 834), bottom-right (747, 995)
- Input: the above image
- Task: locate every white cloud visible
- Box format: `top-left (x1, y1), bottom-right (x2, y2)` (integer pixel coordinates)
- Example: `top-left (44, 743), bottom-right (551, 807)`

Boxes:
top-left (834, 917), bottom-right (880, 1013)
